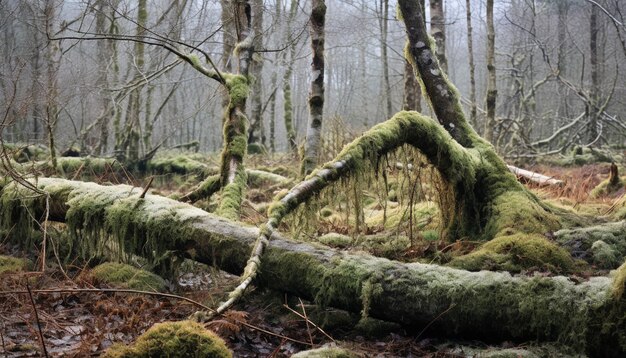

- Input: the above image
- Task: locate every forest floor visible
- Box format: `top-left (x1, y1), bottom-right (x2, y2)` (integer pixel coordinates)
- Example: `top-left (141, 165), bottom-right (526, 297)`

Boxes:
top-left (0, 156), bottom-right (620, 357)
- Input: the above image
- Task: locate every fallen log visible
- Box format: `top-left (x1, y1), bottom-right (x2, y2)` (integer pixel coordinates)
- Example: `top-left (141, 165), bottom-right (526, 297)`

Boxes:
top-left (0, 178), bottom-right (624, 356)
top-left (507, 165), bottom-right (564, 186)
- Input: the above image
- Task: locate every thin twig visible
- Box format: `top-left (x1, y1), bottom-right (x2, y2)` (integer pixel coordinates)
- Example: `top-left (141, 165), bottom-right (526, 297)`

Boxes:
top-left (25, 284), bottom-right (48, 358)
top-left (282, 303), bottom-right (335, 343)
top-left (415, 303), bottom-right (456, 340)
top-left (298, 298), bottom-right (314, 346)
top-left (139, 176), bottom-right (154, 199)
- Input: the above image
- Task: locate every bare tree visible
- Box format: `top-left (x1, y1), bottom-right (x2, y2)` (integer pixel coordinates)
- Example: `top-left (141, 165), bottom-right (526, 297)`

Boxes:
top-left (301, 0), bottom-right (326, 176)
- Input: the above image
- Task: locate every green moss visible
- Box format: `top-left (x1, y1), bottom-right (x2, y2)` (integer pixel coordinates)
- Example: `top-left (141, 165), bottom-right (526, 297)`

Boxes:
top-left (292, 346), bottom-right (358, 358)
top-left (555, 222), bottom-right (626, 269)
top-left (590, 176), bottom-right (624, 198)
top-left (483, 191), bottom-right (561, 239)
top-left (91, 262), bottom-right (165, 291)
top-left (591, 240), bottom-right (622, 269)
top-left (449, 234), bottom-right (576, 273)
top-left (216, 167), bottom-right (248, 220)
top-left (0, 255), bottom-right (32, 274)
top-left (148, 154), bottom-right (209, 175)
top-left (354, 317), bottom-right (401, 338)
top-left (319, 207), bottom-right (334, 218)
top-left (307, 308), bottom-right (358, 331)
top-left (247, 142), bottom-right (267, 155)
top-left (246, 169), bottom-right (290, 187)
top-left (224, 74), bottom-right (249, 107)
top-left (365, 201), bottom-right (439, 232)
top-left (611, 260), bottom-right (626, 300)
top-left (319, 233), bottom-right (353, 248)
top-left (102, 320), bottom-right (232, 358)
top-left (354, 234), bottom-right (411, 260)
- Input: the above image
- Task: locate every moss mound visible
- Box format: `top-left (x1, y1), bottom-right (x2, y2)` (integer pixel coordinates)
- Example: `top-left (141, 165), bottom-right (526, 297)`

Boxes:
top-left (612, 260), bottom-right (626, 300)
top-left (91, 262), bottom-right (166, 292)
top-left (103, 320), bottom-right (232, 358)
top-left (449, 234), bottom-right (575, 273)
top-left (590, 178), bottom-right (624, 198)
top-left (0, 255), bottom-right (32, 274)
top-left (555, 221), bottom-right (626, 269)
top-left (292, 346), bottom-right (359, 358)
top-left (364, 201), bottom-right (439, 232)
top-left (319, 233), bottom-right (353, 248)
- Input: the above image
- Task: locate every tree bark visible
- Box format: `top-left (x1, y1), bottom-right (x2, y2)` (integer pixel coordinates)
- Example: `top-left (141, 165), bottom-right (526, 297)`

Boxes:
top-left (1, 177), bottom-right (624, 357)
top-left (402, 58), bottom-right (421, 112)
top-left (282, 0), bottom-right (298, 155)
top-left (301, 0), bottom-right (326, 176)
top-left (484, 0), bottom-right (497, 144)
top-left (247, 0), bottom-right (265, 147)
top-left (465, 0), bottom-right (477, 128)
top-left (588, 3), bottom-right (599, 143)
top-left (379, 0), bottom-right (393, 119)
top-left (429, 0), bottom-right (447, 74)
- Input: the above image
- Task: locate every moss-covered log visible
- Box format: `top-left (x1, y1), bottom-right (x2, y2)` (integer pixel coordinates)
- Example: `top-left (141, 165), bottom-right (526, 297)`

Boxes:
top-left (0, 177), bottom-right (624, 356)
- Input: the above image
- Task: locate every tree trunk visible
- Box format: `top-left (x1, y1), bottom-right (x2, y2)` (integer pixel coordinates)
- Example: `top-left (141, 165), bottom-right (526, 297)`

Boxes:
top-left (282, 0), bottom-right (298, 154)
top-left (215, 0), bottom-right (254, 220)
top-left (1, 177), bottom-right (624, 357)
top-left (397, 0), bottom-right (559, 241)
top-left (247, 0), bottom-right (265, 148)
top-left (301, 0), bottom-right (326, 176)
top-left (588, 3), bottom-right (599, 143)
top-left (379, 0), bottom-right (392, 119)
top-left (429, 0), bottom-right (447, 74)
top-left (484, 0), bottom-right (497, 144)
top-left (465, 0), bottom-right (477, 128)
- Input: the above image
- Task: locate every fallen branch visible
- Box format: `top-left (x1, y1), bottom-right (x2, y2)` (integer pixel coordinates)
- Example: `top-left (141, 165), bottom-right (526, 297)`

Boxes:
top-left (506, 165), bottom-right (564, 186)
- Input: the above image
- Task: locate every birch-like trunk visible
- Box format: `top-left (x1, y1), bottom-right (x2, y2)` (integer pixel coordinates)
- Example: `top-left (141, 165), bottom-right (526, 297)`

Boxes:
top-left (301, 0), bottom-right (326, 176)
top-left (429, 0), bottom-right (447, 74)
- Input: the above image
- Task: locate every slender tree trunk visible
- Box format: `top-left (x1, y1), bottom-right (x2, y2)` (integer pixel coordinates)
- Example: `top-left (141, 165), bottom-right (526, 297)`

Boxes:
top-left (248, 0), bottom-right (265, 148)
top-left (465, 0), bottom-right (477, 128)
top-left (588, 3), bottom-right (599, 143)
top-left (429, 0), bottom-right (448, 73)
top-left (215, 0), bottom-right (254, 220)
top-left (484, 0), bottom-right (497, 144)
top-left (403, 0), bottom-right (423, 112)
top-left (282, 0), bottom-right (298, 154)
top-left (379, 0), bottom-right (392, 119)
top-left (44, 0), bottom-right (59, 170)
top-left (94, 0), bottom-right (113, 155)
top-left (301, 0), bottom-right (326, 176)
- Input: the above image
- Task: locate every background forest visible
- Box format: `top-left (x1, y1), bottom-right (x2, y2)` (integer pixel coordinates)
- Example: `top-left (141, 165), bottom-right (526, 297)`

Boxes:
top-left (2, 0), bottom-right (626, 357)
top-left (2, 0), bottom-right (625, 157)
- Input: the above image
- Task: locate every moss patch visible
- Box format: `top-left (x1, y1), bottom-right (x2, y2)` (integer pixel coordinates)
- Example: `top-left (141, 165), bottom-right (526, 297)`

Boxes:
top-left (555, 221), bottom-right (626, 269)
top-left (102, 320), bottom-right (232, 358)
top-left (611, 260), bottom-right (626, 300)
top-left (91, 262), bottom-right (166, 292)
top-left (590, 177), bottom-right (624, 198)
top-left (449, 233), bottom-right (576, 273)
top-left (0, 255), bottom-right (32, 274)
top-left (483, 191), bottom-right (561, 240)
top-left (319, 233), bottom-right (353, 248)
top-left (292, 346), bottom-right (358, 358)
